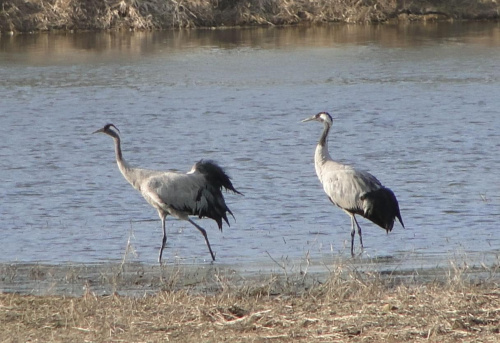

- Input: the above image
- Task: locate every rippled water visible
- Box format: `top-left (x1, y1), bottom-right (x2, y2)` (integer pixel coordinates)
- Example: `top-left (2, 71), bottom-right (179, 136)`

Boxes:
top-left (1, 23), bottom-right (499, 270)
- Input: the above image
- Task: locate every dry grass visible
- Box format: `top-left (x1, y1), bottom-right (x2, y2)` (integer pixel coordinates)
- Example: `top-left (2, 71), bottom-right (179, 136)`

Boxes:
top-left (1, 262), bottom-right (500, 342)
top-left (1, 0), bottom-right (499, 33)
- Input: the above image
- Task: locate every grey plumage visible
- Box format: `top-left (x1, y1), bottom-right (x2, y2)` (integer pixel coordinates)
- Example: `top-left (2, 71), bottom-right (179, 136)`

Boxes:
top-left (302, 112), bottom-right (404, 256)
top-left (93, 124), bottom-right (241, 263)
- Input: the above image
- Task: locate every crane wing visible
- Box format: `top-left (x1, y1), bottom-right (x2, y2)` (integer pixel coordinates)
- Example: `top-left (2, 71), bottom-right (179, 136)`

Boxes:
top-left (140, 171), bottom-right (233, 229)
top-left (320, 162), bottom-right (382, 214)
top-left (139, 172), bottom-right (202, 214)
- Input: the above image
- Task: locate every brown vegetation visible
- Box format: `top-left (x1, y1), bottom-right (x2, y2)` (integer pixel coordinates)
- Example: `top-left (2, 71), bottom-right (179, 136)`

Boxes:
top-left (0, 0), bottom-right (499, 33)
top-left (1, 263), bottom-right (500, 342)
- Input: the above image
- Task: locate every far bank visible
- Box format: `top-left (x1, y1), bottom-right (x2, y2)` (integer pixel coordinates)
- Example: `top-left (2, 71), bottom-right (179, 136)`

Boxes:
top-left (1, 0), bottom-right (499, 33)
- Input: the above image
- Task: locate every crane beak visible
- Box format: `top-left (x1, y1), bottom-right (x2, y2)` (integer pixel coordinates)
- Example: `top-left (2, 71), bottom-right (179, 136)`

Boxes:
top-left (92, 128), bottom-right (104, 134)
top-left (301, 115), bottom-right (316, 123)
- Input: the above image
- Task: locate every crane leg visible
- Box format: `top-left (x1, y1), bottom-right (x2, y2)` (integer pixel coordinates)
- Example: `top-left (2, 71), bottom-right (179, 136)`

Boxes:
top-left (188, 219), bottom-right (216, 261)
top-left (158, 215), bottom-right (167, 264)
top-left (350, 216), bottom-right (356, 257)
top-left (353, 215), bottom-right (364, 251)
top-left (348, 214), bottom-right (364, 257)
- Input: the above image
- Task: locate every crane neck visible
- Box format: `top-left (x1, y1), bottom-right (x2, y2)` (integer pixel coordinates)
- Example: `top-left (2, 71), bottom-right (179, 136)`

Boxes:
top-left (112, 134), bottom-right (137, 188)
top-left (318, 121), bottom-right (330, 148)
top-left (112, 134), bottom-right (124, 162)
top-left (315, 121), bottom-right (332, 163)
top-left (313, 122), bottom-right (334, 181)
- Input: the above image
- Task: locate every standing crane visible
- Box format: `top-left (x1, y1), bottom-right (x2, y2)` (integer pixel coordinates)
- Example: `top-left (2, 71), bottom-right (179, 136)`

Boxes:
top-left (93, 124), bottom-right (241, 263)
top-left (302, 112), bottom-right (404, 256)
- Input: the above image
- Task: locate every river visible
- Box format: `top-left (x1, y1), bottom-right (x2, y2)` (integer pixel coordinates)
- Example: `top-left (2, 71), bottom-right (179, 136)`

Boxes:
top-left (1, 23), bottom-right (499, 275)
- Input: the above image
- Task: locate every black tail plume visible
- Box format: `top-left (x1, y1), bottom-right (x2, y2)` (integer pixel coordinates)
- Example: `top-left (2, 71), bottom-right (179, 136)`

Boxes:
top-left (361, 187), bottom-right (404, 232)
top-left (191, 160), bottom-right (241, 230)
top-left (193, 160), bottom-right (242, 195)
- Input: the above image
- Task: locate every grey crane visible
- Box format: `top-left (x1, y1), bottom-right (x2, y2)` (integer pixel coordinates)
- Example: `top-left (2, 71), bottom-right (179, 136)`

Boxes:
top-left (302, 112), bottom-right (404, 256)
top-left (93, 124), bottom-right (241, 263)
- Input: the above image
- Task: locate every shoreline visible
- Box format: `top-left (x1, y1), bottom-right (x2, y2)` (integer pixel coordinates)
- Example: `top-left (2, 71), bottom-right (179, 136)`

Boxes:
top-left (1, 257), bottom-right (498, 297)
top-left (1, 0), bottom-right (499, 34)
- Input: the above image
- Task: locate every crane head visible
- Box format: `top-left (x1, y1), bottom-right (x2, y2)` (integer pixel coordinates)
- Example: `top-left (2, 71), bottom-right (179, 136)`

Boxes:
top-left (301, 112), bottom-right (333, 125)
top-left (92, 123), bottom-right (120, 136)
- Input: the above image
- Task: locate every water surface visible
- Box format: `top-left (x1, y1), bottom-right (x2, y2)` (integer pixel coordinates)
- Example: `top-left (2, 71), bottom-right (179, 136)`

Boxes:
top-left (1, 23), bottom-right (499, 273)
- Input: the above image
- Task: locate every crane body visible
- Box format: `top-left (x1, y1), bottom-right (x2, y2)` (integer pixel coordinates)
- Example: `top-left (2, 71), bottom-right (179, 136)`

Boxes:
top-left (302, 112), bottom-right (404, 256)
top-left (93, 124), bottom-right (241, 263)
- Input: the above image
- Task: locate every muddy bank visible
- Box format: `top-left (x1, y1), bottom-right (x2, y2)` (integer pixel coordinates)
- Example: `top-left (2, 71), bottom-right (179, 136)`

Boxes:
top-left (1, 259), bottom-right (498, 297)
top-left (0, 0), bottom-right (499, 33)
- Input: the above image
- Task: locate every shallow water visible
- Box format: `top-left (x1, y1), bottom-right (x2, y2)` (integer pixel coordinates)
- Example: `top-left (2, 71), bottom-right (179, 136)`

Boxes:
top-left (1, 23), bottom-right (499, 272)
